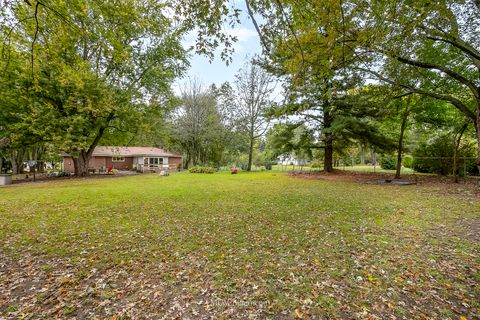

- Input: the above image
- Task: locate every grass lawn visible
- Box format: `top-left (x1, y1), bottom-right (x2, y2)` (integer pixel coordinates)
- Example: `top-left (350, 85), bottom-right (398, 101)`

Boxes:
top-left (335, 165), bottom-right (415, 174)
top-left (270, 164), bottom-right (415, 175)
top-left (0, 172), bottom-right (478, 319)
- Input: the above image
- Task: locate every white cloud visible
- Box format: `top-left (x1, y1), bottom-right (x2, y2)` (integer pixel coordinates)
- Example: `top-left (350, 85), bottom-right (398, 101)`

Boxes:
top-left (226, 26), bottom-right (257, 42)
top-left (182, 26), bottom-right (258, 52)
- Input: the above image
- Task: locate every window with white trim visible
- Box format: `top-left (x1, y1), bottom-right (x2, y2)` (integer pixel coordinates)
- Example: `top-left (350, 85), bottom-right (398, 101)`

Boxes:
top-left (112, 156), bottom-right (125, 162)
top-left (143, 157), bottom-right (164, 166)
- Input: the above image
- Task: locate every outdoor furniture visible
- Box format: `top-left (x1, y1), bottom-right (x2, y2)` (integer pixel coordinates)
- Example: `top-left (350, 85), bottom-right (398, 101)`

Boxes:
top-left (106, 166), bottom-right (113, 174)
top-left (88, 168), bottom-right (96, 174)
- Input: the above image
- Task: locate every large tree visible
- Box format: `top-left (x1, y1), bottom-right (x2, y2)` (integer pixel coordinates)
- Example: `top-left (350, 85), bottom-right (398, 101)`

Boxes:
top-left (244, 0), bottom-right (480, 173)
top-left (354, 0), bottom-right (480, 172)
top-left (234, 59), bottom-right (274, 171)
top-left (245, 0), bottom-right (390, 171)
top-left (1, 0), bottom-right (239, 176)
top-left (174, 80), bottom-right (225, 168)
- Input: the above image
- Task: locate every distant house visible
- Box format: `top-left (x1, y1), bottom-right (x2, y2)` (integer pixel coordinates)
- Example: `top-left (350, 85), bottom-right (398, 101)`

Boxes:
top-left (63, 146), bottom-right (183, 173)
top-left (277, 155), bottom-right (309, 166)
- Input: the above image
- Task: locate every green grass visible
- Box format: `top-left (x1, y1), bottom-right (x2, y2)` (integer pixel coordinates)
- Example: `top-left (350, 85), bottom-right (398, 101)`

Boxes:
top-left (335, 164), bottom-right (415, 174)
top-left (271, 164), bottom-right (415, 174)
top-left (0, 172), bottom-right (478, 318)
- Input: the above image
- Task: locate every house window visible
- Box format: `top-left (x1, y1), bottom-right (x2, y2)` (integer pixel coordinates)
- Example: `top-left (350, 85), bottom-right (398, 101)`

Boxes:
top-left (143, 157), bottom-right (164, 166)
top-left (112, 156), bottom-right (125, 162)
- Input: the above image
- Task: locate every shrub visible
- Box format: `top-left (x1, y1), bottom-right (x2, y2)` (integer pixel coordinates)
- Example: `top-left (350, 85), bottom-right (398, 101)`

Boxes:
top-left (310, 160), bottom-right (323, 169)
top-left (403, 155), bottom-right (413, 169)
top-left (188, 167), bottom-right (200, 173)
top-left (257, 160), bottom-right (275, 170)
top-left (412, 134), bottom-right (478, 175)
top-left (189, 166), bottom-right (215, 174)
top-left (380, 154), bottom-right (396, 170)
top-left (202, 167), bottom-right (215, 174)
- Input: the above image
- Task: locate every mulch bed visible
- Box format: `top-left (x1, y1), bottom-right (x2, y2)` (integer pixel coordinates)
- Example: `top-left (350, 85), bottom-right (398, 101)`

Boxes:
top-left (288, 170), bottom-right (480, 197)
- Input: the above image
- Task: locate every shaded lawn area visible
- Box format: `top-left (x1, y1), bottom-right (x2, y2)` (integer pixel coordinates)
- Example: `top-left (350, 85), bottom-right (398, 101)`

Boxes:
top-left (0, 172), bottom-right (478, 319)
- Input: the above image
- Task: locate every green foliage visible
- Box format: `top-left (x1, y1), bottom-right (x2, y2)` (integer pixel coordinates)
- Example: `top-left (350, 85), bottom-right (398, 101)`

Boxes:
top-left (310, 160), bottom-right (324, 169)
top-left (247, 0), bottom-right (480, 170)
top-left (403, 155), bottom-right (413, 169)
top-left (0, 0), bottom-right (241, 175)
top-left (265, 123), bottom-right (313, 160)
top-left (174, 81), bottom-right (227, 168)
top-left (188, 166), bottom-right (215, 174)
top-left (380, 154), bottom-right (396, 170)
top-left (413, 134), bottom-right (478, 176)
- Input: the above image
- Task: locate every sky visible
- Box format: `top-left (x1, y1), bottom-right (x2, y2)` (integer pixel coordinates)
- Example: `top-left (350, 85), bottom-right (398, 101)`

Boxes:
top-left (173, 3), bottom-right (262, 93)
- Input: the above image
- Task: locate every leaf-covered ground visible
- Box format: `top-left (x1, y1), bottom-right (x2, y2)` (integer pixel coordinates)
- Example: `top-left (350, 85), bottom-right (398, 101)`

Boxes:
top-left (0, 172), bottom-right (478, 319)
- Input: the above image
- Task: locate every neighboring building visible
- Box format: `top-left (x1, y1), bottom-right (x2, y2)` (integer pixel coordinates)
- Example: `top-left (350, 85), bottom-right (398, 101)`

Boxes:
top-left (63, 146), bottom-right (182, 173)
top-left (277, 155), bottom-right (309, 166)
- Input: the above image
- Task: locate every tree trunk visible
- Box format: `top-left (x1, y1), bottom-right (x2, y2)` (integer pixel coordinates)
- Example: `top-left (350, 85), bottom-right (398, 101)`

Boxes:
top-left (371, 150), bottom-right (376, 166)
top-left (37, 161), bottom-right (44, 173)
top-left (475, 113), bottom-right (480, 182)
top-left (323, 107), bottom-right (334, 172)
top-left (395, 110), bottom-right (409, 179)
top-left (11, 149), bottom-right (25, 174)
top-left (453, 124), bottom-right (468, 183)
top-left (247, 135), bottom-right (254, 171)
top-left (71, 112), bottom-right (114, 176)
top-left (185, 153), bottom-right (189, 169)
top-left (360, 144), bottom-right (366, 165)
top-left (73, 150), bottom-right (90, 177)
top-left (324, 137), bottom-right (333, 172)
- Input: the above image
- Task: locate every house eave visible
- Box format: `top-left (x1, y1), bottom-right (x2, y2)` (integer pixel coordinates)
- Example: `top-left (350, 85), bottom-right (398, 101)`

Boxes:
top-left (63, 153), bottom-right (182, 158)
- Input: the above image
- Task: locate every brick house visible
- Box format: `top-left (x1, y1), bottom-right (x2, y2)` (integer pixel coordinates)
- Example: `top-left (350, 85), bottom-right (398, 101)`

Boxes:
top-left (63, 146), bottom-right (183, 173)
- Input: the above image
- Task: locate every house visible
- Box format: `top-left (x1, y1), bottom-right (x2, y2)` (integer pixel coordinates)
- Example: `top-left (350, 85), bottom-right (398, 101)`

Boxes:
top-left (277, 155), bottom-right (309, 166)
top-left (63, 146), bottom-right (183, 173)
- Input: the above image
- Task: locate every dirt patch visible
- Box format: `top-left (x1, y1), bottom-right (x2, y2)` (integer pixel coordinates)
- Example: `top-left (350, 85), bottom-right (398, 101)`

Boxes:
top-left (458, 218), bottom-right (480, 242)
top-left (288, 170), bottom-right (480, 198)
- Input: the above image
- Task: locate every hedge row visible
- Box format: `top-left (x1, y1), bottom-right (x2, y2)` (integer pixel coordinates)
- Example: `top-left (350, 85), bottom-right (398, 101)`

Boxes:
top-left (188, 166), bottom-right (215, 174)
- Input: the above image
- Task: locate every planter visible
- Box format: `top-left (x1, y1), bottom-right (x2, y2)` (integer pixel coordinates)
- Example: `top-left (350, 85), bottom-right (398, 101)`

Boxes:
top-left (0, 174), bottom-right (12, 186)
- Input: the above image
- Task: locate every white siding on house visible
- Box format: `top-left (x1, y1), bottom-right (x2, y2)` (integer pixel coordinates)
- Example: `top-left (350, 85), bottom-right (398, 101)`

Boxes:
top-left (277, 155), bottom-right (309, 166)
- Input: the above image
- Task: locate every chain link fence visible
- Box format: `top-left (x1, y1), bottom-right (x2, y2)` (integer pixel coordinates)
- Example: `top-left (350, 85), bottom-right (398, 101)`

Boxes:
top-left (271, 157), bottom-right (479, 177)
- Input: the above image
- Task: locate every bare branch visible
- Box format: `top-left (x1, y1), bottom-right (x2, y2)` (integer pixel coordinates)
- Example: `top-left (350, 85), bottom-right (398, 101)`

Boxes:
top-left (245, 0), bottom-right (270, 53)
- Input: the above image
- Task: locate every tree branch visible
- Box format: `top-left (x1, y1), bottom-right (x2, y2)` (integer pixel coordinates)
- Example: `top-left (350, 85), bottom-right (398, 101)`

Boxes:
top-left (31, 1), bottom-right (41, 78)
top-left (244, 0), bottom-right (270, 53)
top-left (86, 112), bottom-right (115, 157)
top-left (393, 54), bottom-right (479, 99)
top-left (426, 35), bottom-right (480, 68)
top-left (356, 67), bottom-right (476, 122)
